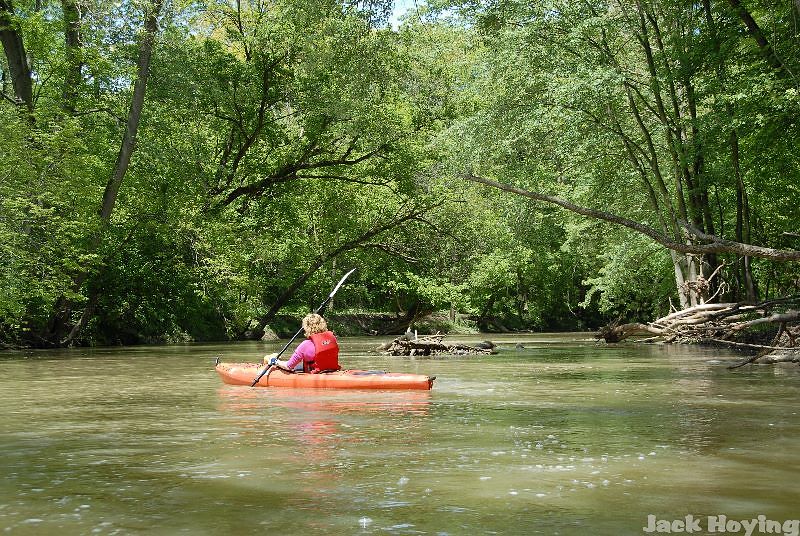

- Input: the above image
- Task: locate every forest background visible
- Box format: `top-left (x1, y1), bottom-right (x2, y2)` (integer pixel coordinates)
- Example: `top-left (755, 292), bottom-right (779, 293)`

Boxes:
top-left (1, 0), bottom-right (798, 347)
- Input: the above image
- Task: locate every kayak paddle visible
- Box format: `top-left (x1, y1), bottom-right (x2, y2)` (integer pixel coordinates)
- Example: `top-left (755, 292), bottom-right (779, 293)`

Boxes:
top-left (250, 268), bottom-right (357, 386)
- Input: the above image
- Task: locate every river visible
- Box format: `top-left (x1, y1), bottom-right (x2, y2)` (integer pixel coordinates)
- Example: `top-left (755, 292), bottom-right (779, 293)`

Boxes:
top-left (1, 334), bottom-right (798, 535)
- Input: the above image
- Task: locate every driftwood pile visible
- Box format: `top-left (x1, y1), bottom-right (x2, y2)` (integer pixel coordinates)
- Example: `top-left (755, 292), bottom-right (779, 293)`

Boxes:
top-left (596, 298), bottom-right (800, 368)
top-left (379, 334), bottom-right (497, 357)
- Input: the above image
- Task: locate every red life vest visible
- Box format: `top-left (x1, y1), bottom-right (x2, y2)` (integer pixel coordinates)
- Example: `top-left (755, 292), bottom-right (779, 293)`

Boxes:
top-left (306, 331), bottom-right (340, 373)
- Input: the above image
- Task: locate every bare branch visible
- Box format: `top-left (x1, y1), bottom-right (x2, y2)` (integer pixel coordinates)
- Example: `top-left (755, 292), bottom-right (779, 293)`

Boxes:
top-left (70, 107), bottom-right (126, 124)
top-left (217, 139), bottom-right (390, 207)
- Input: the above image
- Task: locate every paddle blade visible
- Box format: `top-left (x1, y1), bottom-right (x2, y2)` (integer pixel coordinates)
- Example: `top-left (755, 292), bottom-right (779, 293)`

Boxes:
top-left (329, 268), bottom-right (357, 298)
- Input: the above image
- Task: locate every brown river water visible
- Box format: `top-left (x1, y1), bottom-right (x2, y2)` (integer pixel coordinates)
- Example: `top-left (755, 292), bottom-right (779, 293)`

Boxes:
top-left (1, 334), bottom-right (799, 535)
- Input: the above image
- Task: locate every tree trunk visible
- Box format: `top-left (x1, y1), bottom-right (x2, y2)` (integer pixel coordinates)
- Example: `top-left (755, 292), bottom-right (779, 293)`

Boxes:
top-left (728, 0), bottom-right (793, 77)
top-left (731, 129), bottom-right (757, 302)
top-left (631, 3), bottom-right (707, 307)
top-left (99, 0), bottom-right (161, 223)
top-left (0, 0), bottom-right (33, 111)
top-left (670, 252), bottom-right (690, 309)
top-left (55, 0), bottom-right (164, 346)
top-left (688, 254), bottom-right (700, 307)
top-left (61, 0), bottom-right (81, 112)
top-left (703, 0), bottom-right (758, 303)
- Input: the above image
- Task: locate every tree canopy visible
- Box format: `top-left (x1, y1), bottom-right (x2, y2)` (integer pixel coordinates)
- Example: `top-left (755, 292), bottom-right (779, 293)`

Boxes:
top-left (1, 0), bottom-right (798, 346)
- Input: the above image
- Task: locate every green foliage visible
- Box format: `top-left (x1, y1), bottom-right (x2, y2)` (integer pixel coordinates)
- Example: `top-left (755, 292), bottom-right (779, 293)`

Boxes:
top-left (580, 235), bottom-right (675, 321)
top-left (0, 104), bottom-right (102, 341)
top-left (2, 0), bottom-right (799, 346)
top-left (386, 271), bottom-right (469, 312)
top-left (435, 0), bottom-right (800, 311)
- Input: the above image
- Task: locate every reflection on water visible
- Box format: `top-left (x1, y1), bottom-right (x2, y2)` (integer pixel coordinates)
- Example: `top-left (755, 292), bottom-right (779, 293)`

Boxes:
top-left (1, 335), bottom-right (799, 535)
top-left (217, 386), bottom-right (431, 416)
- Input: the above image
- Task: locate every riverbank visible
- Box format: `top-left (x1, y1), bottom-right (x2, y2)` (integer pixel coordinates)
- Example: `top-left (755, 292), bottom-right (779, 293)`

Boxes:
top-left (0, 311), bottom-right (496, 350)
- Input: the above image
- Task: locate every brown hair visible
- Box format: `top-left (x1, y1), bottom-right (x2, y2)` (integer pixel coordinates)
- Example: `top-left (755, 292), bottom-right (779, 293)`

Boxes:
top-left (302, 313), bottom-right (328, 338)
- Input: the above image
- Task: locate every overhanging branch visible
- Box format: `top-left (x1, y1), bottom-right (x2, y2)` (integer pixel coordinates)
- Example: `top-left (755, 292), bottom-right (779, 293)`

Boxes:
top-left (464, 173), bottom-right (800, 261)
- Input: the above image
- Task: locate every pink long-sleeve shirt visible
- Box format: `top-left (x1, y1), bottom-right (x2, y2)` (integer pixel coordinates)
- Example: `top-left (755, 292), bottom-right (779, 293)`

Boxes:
top-left (285, 339), bottom-right (315, 370)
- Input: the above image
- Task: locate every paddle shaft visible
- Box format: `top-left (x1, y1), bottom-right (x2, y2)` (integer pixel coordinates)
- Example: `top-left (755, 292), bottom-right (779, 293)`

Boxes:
top-left (250, 269), bottom-right (356, 386)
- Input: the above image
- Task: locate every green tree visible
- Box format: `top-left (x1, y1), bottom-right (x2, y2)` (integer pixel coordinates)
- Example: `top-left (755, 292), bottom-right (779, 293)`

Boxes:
top-left (441, 0), bottom-right (800, 315)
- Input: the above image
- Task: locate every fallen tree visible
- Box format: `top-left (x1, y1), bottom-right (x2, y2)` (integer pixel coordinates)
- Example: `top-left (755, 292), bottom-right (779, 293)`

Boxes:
top-left (596, 297), bottom-right (800, 367)
top-left (465, 174), bottom-right (800, 262)
top-left (378, 334), bottom-right (498, 357)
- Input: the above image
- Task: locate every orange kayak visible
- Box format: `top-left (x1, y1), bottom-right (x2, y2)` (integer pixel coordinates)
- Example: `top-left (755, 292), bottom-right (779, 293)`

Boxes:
top-left (216, 362), bottom-right (435, 390)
